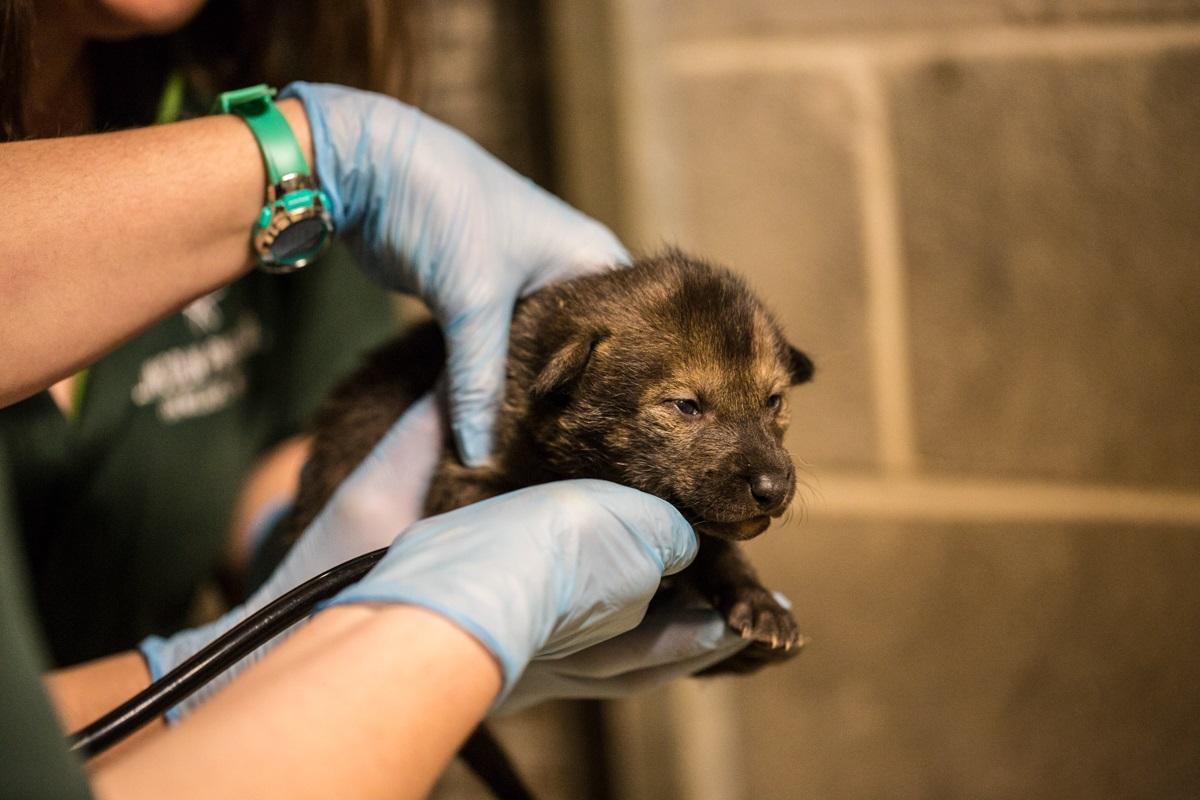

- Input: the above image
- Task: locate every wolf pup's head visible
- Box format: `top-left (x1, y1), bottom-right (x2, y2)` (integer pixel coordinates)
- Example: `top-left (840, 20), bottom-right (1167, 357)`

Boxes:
top-left (508, 250), bottom-right (813, 541)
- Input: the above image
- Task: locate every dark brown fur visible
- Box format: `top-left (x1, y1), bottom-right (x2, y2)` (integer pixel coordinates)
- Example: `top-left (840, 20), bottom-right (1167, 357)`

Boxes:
top-left (285, 248), bottom-right (814, 663)
top-left (279, 249), bottom-right (814, 798)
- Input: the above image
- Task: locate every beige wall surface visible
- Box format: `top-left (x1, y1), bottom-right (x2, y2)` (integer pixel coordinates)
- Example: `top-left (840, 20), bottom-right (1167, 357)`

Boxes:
top-left (538, 1), bottom-right (1200, 798)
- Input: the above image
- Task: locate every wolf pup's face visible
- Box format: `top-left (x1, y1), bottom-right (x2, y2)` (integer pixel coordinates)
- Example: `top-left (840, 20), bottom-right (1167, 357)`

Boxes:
top-left (521, 253), bottom-right (813, 541)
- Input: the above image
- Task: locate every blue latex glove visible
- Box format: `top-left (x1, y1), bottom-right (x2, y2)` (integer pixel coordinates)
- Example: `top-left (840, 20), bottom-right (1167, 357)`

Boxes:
top-left (140, 396), bottom-right (737, 719)
top-left (281, 82), bottom-right (630, 466)
top-left (139, 394), bottom-right (446, 720)
top-left (497, 592), bottom-right (752, 716)
top-left (325, 480), bottom-right (700, 703)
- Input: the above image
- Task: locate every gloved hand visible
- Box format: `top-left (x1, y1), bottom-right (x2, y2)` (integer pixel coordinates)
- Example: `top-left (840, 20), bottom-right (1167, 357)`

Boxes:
top-left (142, 403), bottom-right (754, 720)
top-left (281, 82), bottom-right (630, 466)
top-left (139, 394), bottom-right (446, 720)
top-left (497, 590), bottom-right (752, 715)
top-left (325, 480), bottom-right (700, 702)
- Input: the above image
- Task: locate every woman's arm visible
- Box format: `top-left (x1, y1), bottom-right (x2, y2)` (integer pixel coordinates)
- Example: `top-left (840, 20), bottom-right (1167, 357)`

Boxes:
top-left (43, 651), bottom-right (160, 765)
top-left (91, 605), bottom-right (499, 800)
top-left (0, 100), bottom-right (313, 407)
top-left (225, 435), bottom-right (312, 573)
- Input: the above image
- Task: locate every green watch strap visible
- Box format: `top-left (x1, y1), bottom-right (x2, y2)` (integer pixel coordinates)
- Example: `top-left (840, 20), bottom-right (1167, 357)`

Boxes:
top-left (216, 84), bottom-right (310, 185)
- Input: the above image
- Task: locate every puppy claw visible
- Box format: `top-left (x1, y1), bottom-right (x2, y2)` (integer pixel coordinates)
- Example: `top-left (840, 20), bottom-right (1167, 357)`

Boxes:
top-left (717, 585), bottom-right (802, 659)
top-left (785, 634), bottom-right (810, 653)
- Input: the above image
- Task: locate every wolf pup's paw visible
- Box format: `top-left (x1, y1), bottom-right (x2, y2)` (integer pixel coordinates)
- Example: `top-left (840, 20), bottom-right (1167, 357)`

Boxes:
top-left (726, 584), bottom-right (803, 650)
top-left (700, 585), bottom-right (806, 676)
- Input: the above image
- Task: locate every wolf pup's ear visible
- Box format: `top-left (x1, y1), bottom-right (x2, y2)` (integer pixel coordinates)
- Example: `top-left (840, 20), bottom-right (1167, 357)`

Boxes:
top-left (531, 335), bottom-right (600, 399)
top-left (789, 346), bottom-right (815, 385)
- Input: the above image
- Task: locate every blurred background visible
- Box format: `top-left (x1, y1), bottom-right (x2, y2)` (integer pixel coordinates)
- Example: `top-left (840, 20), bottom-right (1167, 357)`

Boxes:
top-left (413, 1), bottom-right (1200, 798)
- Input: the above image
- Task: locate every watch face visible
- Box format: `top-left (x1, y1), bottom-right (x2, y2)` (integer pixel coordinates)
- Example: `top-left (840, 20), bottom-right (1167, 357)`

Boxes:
top-left (271, 216), bottom-right (330, 264)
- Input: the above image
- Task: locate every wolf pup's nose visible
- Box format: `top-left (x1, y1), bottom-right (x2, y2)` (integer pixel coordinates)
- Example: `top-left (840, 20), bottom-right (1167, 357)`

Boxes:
top-left (749, 471), bottom-right (790, 511)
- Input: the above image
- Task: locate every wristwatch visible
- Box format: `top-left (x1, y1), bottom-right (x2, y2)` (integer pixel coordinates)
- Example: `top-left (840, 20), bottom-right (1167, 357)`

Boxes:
top-left (215, 84), bottom-right (334, 273)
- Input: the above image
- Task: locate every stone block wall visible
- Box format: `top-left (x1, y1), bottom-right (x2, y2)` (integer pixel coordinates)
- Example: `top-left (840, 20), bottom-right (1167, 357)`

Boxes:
top-left (543, 2), bottom-right (1200, 798)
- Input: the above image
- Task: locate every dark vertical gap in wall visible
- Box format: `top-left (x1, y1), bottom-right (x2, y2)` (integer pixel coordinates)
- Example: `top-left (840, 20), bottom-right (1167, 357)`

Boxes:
top-left (577, 699), bottom-right (617, 800)
top-left (490, 0), bottom-right (558, 191)
top-left (519, 0), bottom-right (560, 194)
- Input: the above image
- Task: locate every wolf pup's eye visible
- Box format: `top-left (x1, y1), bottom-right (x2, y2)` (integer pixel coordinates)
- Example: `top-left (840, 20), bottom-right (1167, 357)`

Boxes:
top-left (767, 393), bottom-right (783, 410)
top-left (671, 399), bottom-right (702, 417)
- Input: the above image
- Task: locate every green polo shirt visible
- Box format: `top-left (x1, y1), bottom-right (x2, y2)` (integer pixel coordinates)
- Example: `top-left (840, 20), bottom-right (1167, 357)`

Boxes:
top-left (0, 249), bottom-right (395, 667)
top-left (0, 447), bottom-right (93, 799)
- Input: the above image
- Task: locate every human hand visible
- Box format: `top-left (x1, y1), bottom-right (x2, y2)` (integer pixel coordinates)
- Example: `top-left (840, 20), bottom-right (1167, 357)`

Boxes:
top-left (496, 589), bottom-right (751, 715)
top-left (281, 82), bottom-right (629, 466)
top-left (325, 480), bottom-right (698, 701)
top-left (139, 394), bottom-right (445, 719)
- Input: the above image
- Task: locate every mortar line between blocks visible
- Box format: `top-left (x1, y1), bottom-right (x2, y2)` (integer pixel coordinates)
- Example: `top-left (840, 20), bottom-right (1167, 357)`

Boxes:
top-left (799, 472), bottom-right (1200, 526)
top-left (849, 60), bottom-right (918, 475)
top-left (665, 23), bottom-right (1200, 74)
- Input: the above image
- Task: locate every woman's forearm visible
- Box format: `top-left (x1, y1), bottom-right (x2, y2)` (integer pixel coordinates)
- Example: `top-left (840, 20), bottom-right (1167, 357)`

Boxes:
top-left (43, 651), bottom-right (161, 765)
top-left (225, 435), bottom-right (312, 573)
top-left (91, 605), bottom-right (501, 800)
top-left (0, 99), bottom-right (313, 407)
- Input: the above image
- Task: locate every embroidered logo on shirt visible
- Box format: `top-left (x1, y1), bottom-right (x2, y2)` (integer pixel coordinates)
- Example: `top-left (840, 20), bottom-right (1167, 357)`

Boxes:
top-left (131, 313), bottom-right (263, 422)
top-left (181, 288), bottom-right (229, 335)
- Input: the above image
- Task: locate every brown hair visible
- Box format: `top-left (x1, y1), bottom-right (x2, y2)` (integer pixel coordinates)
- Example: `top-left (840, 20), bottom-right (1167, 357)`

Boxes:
top-left (0, 0), bottom-right (420, 141)
top-left (0, 0), bottom-right (31, 141)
